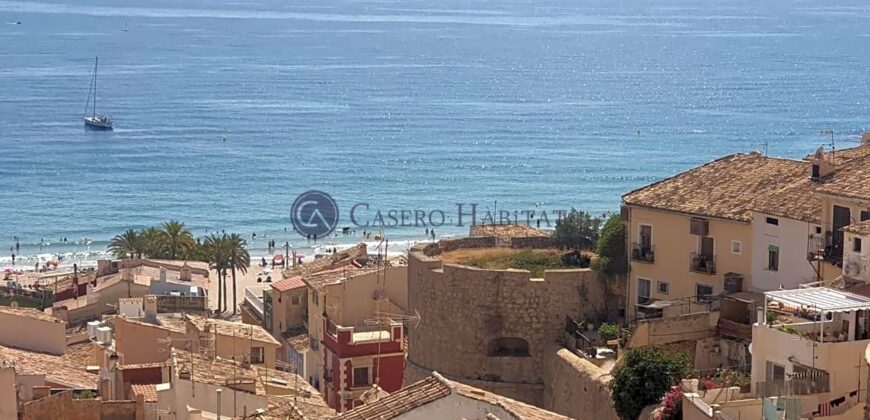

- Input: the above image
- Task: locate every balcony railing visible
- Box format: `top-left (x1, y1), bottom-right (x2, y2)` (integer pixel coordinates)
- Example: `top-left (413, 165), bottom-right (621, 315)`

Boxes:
top-left (631, 243), bottom-right (655, 263)
top-left (689, 252), bottom-right (716, 275)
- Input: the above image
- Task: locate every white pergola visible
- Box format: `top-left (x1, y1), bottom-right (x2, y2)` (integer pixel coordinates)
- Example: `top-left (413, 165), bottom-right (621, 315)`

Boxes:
top-left (763, 287), bottom-right (870, 343)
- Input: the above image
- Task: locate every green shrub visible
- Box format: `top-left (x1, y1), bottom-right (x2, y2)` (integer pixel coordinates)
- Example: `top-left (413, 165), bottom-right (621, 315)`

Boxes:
top-left (611, 346), bottom-right (691, 420)
top-left (598, 322), bottom-right (620, 342)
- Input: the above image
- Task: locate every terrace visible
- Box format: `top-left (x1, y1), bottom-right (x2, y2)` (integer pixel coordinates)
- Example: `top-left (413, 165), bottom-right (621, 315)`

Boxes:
top-left (762, 287), bottom-right (870, 343)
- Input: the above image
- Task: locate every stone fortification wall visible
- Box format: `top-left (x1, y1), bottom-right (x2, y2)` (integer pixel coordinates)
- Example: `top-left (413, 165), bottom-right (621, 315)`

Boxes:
top-left (542, 344), bottom-right (619, 420)
top-left (405, 242), bottom-right (607, 406)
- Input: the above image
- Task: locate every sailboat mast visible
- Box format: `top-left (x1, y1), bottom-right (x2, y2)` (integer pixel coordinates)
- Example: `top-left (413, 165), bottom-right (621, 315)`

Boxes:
top-left (93, 57), bottom-right (98, 118)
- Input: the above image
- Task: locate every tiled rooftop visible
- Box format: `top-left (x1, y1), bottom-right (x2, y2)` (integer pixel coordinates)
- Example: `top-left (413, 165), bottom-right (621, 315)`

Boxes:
top-left (336, 375), bottom-right (451, 420)
top-left (470, 224), bottom-right (550, 239)
top-left (62, 342), bottom-right (95, 370)
top-left (623, 153), bottom-right (821, 223)
top-left (0, 306), bottom-right (63, 323)
top-left (272, 275), bottom-right (306, 293)
top-left (0, 345), bottom-right (97, 389)
top-left (449, 380), bottom-right (571, 420)
top-left (843, 220), bottom-right (870, 236)
top-left (301, 266), bottom-right (377, 291)
top-left (281, 325), bottom-right (310, 353)
top-left (186, 315), bottom-right (280, 346)
top-left (265, 393), bottom-right (334, 420)
top-left (337, 373), bottom-right (569, 420)
top-left (130, 384), bottom-right (158, 402)
top-left (815, 146), bottom-right (870, 200)
top-left (170, 348), bottom-right (306, 396)
top-left (283, 244), bottom-right (368, 279)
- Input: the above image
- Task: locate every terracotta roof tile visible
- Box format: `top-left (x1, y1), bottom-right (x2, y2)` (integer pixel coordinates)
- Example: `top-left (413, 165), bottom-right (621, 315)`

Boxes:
top-left (815, 147), bottom-right (870, 200)
top-left (336, 375), bottom-right (451, 420)
top-left (130, 384), bottom-right (158, 402)
top-left (272, 275), bottom-right (306, 293)
top-left (0, 345), bottom-right (97, 389)
top-left (843, 220), bottom-right (870, 236)
top-left (623, 153), bottom-right (821, 223)
top-left (186, 315), bottom-right (280, 346)
top-left (170, 348), bottom-right (307, 397)
top-left (449, 380), bottom-right (571, 420)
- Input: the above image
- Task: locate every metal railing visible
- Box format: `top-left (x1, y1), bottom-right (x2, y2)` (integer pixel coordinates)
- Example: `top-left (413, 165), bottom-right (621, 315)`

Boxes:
top-left (690, 252), bottom-right (716, 275)
top-left (631, 243), bottom-right (655, 263)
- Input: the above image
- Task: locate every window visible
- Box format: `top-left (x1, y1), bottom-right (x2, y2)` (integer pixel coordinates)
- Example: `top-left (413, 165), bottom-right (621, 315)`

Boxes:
top-left (640, 224), bottom-right (653, 249)
top-left (856, 238), bottom-right (863, 253)
top-left (768, 245), bottom-right (780, 271)
top-left (487, 337), bottom-right (530, 357)
top-left (811, 164), bottom-right (820, 179)
top-left (292, 295), bottom-right (300, 305)
top-left (766, 361), bottom-right (785, 381)
top-left (696, 284), bottom-right (714, 303)
top-left (353, 367), bottom-right (370, 387)
top-left (816, 226), bottom-right (823, 234)
top-left (277, 295), bottom-right (281, 303)
top-left (731, 240), bottom-right (742, 255)
top-left (862, 211), bottom-right (870, 222)
top-left (637, 278), bottom-right (651, 304)
top-left (690, 218), bottom-right (709, 236)
top-left (313, 291), bottom-right (319, 305)
top-left (766, 217), bottom-right (779, 226)
top-left (250, 347), bottom-right (265, 364)
top-left (657, 281), bottom-right (669, 295)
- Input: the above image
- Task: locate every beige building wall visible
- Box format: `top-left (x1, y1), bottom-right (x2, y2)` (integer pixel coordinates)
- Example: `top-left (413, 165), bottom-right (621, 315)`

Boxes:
top-left (627, 311), bottom-right (719, 348)
top-left (186, 322), bottom-right (279, 370)
top-left (751, 324), bottom-right (869, 400)
top-left (627, 207), bottom-right (753, 319)
top-left (0, 366), bottom-right (16, 420)
top-left (0, 311), bottom-right (65, 355)
top-left (114, 317), bottom-right (187, 365)
top-left (272, 288), bottom-right (306, 336)
top-left (159, 377), bottom-right (267, 419)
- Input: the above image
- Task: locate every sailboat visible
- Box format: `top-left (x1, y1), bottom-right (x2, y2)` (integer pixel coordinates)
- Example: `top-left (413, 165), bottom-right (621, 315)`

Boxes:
top-left (83, 57), bottom-right (113, 130)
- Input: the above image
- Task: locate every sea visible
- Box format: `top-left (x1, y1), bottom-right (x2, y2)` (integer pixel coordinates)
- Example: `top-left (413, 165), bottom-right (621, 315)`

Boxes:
top-left (1, 0), bottom-right (870, 268)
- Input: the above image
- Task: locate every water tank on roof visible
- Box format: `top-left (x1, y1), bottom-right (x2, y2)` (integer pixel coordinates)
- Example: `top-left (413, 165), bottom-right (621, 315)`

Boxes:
top-left (87, 321), bottom-right (102, 339)
top-left (96, 326), bottom-right (112, 344)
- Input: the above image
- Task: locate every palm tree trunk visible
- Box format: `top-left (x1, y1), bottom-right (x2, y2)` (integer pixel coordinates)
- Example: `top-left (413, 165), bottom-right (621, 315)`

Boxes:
top-left (231, 262), bottom-right (238, 315)
top-left (216, 269), bottom-right (222, 314)
top-left (222, 268), bottom-right (228, 313)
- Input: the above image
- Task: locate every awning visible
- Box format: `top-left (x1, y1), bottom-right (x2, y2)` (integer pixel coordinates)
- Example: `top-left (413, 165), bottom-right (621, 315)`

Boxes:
top-left (765, 287), bottom-right (870, 313)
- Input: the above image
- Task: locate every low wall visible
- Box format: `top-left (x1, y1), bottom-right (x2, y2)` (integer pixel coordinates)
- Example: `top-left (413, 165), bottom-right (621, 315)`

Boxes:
top-left (541, 344), bottom-right (619, 420)
top-left (118, 259), bottom-right (209, 277)
top-left (628, 311), bottom-right (719, 348)
top-left (23, 391), bottom-right (137, 420)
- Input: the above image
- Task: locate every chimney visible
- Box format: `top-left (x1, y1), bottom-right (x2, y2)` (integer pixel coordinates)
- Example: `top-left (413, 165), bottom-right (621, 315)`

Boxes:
top-left (144, 295), bottom-right (157, 324)
top-left (863, 132), bottom-right (870, 146)
top-left (808, 146), bottom-right (836, 180)
top-left (159, 268), bottom-right (167, 283)
top-left (179, 262), bottom-right (192, 282)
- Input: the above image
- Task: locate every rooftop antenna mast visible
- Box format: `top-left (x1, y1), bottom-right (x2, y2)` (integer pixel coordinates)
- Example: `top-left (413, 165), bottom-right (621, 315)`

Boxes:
top-left (821, 129), bottom-right (835, 164)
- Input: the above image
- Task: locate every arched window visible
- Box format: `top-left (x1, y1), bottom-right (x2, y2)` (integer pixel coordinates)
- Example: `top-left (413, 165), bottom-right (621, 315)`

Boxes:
top-left (487, 337), bottom-right (530, 357)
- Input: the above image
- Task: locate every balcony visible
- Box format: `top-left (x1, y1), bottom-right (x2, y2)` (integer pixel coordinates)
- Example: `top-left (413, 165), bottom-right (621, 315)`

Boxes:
top-left (630, 243), bottom-right (655, 263)
top-left (689, 252), bottom-right (716, 275)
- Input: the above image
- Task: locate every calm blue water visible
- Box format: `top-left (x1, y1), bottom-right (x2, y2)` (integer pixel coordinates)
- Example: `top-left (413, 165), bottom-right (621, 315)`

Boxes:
top-left (1, 0), bottom-right (870, 259)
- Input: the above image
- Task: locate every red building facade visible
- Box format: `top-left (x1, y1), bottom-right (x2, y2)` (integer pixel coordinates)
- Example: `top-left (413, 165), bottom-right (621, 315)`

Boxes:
top-left (321, 317), bottom-right (404, 412)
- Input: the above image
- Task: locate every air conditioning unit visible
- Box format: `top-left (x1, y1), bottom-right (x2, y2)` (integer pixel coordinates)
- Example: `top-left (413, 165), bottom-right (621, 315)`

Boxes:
top-left (87, 321), bottom-right (103, 339)
top-left (96, 326), bottom-right (112, 344)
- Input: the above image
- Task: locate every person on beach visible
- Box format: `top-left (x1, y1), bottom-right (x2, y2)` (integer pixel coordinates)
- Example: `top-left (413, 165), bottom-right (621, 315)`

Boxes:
top-left (11, 254), bottom-right (14, 265)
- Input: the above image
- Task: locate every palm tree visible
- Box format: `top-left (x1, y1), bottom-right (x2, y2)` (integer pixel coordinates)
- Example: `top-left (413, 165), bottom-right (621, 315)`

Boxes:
top-left (139, 226), bottom-right (164, 258)
top-left (227, 233), bottom-right (251, 315)
top-left (108, 229), bottom-right (140, 259)
top-left (161, 220), bottom-right (195, 260)
top-left (203, 233), bottom-right (229, 314)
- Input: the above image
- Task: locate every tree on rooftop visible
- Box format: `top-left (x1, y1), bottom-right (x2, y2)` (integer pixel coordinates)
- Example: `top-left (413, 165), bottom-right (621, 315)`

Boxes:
top-left (227, 233), bottom-right (250, 316)
top-left (610, 346), bottom-right (691, 420)
top-left (108, 228), bottom-right (141, 259)
top-left (591, 214), bottom-right (628, 277)
top-left (553, 209), bottom-right (601, 251)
